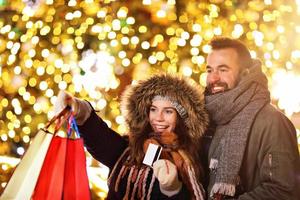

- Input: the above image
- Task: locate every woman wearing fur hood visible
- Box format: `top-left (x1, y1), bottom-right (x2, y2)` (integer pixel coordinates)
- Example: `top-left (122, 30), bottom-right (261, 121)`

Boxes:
top-left (54, 74), bottom-right (209, 199)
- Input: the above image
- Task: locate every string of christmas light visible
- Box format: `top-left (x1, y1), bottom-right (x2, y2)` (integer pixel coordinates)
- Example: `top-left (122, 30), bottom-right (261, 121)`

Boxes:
top-left (0, 0), bottom-right (299, 198)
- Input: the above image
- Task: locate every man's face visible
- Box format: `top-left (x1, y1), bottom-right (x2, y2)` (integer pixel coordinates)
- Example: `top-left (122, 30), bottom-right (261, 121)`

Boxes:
top-left (206, 48), bottom-right (241, 94)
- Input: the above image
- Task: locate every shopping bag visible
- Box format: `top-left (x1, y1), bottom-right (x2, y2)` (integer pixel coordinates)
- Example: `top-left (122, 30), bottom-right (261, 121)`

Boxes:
top-left (0, 107), bottom-right (70, 200)
top-left (31, 135), bottom-right (68, 200)
top-left (32, 113), bottom-right (90, 200)
top-left (63, 115), bottom-right (91, 200)
top-left (0, 129), bottom-right (53, 200)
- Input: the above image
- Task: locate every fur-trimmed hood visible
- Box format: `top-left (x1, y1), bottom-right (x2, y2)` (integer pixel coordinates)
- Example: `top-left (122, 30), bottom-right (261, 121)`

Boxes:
top-left (120, 74), bottom-right (209, 142)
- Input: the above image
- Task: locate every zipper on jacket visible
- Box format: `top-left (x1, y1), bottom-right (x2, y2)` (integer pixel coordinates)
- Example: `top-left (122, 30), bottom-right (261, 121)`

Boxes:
top-left (268, 153), bottom-right (273, 181)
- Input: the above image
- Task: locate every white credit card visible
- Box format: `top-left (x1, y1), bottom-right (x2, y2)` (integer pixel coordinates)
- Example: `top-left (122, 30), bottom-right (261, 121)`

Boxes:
top-left (142, 143), bottom-right (162, 167)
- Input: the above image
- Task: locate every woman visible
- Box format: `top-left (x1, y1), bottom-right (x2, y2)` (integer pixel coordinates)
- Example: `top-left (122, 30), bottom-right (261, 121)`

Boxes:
top-left (54, 74), bottom-right (209, 199)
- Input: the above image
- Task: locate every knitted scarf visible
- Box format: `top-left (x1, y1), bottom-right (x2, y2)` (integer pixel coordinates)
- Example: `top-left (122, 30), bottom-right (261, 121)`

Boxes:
top-left (144, 131), bottom-right (205, 200)
top-left (205, 60), bottom-right (270, 197)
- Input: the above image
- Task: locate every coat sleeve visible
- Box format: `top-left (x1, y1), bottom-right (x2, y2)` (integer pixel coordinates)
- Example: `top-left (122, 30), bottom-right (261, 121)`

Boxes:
top-left (151, 181), bottom-right (191, 200)
top-left (237, 107), bottom-right (300, 200)
top-left (77, 110), bottom-right (128, 170)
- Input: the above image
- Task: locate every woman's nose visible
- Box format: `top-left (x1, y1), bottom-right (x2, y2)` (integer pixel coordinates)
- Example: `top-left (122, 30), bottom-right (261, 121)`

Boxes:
top-left (155, 112), bottom-right (164, 121)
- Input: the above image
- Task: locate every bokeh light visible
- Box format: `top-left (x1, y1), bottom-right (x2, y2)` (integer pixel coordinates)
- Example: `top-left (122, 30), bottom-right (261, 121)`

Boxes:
top-left (0, 0), bottom-right (300, 198)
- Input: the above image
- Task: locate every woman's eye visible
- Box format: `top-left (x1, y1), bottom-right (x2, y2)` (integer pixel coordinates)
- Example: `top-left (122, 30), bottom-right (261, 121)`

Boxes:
top-left (165, 109), bottom-right (173, 114)
top-left (150, 107), bottom-right (156, 112)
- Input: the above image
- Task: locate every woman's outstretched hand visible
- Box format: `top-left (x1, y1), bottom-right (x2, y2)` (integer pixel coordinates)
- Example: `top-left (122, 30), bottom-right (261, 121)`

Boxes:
top-left (53, 90), bottom-right (78, 116)
top-left (153, 159), bottom-right (182, 197)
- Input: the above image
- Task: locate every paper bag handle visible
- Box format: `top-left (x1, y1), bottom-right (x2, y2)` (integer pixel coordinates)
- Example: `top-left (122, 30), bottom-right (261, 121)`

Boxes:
top-left (44, 106), bottom-right (71, 134)
top-left (67, 114), bottom-right (81, 138)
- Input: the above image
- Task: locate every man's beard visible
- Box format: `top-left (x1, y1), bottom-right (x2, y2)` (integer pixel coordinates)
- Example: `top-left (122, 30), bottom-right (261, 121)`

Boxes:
top-left (205, 81), bottom-right (229, 95)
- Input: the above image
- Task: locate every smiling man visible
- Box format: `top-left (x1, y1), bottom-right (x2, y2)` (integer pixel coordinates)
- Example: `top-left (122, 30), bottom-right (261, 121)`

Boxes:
top-left (206, 48), bottom-right (240, 94)
top-left (203, 37), bottom-right (300, 200)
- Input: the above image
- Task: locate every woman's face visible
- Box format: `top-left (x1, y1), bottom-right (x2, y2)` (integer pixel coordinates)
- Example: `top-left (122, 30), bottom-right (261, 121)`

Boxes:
top-left (149, 99), bottom-right (178, 133)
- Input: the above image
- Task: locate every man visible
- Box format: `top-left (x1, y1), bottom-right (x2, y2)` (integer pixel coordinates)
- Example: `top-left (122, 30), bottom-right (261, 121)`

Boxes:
top-left (203, 37), bottom-right (300, 200)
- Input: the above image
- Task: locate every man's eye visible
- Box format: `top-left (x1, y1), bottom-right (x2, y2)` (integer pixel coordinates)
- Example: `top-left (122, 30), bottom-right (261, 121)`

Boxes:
top-left (220, 68), bottom-right (228, 72)
top-left (206, 69), bottom-right (212, 73)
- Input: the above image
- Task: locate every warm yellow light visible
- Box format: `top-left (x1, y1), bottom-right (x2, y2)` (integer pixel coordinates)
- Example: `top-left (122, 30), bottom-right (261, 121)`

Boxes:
top-left (36, 66), bottom-right (45, 76)
top-left (141, 41), bottom-right (150, 49)
top-left (122, 58), bottom-right (130, 67)
top-left (23, 135), bottom-right (30, 143)
top-left (29, 78), bottom-right (37, 87)
top-left (156, 52), bottom-right (165, 61)
top-left (121, 37), bottom-right (129, 45)
top-left (148, 55), bottom-right (157, 64)
top-left (117, 7), bottom-right (128, 18)
top-left (138, 26), bottom-right (147, 33)
top-left (131, 36), bottom-right (139, 45)
top-left (41, 49), bottom-right (50, 58)
top-left (8, 130), bottom-right (15, 138)
top-left (126, 17), bottom-right (135, 24)
top-left (96, 99), bottom-right (107, 110)
top-left (112, 19), bottom-right (121, 31)
top-left (202, 44), bottom-right (212, 54)
top-left (14, 66), bottom-right (22, 75)
top-left (18, 87), bottom-right (26, 96)
top-left (24, 115), bottom-right (32, 124)
top-left (39, 81), bottom-right (48, 91)
top-left (143, 0), bottom-right (151, 5)
top-left (108, 31), bottom-right (116, 39)
top-left (118, 51), bottom-right (126, 59)
top-left (192, 24), bottom-right (201, 32)
top-left (166, 27), bottom-right (175, 35)
top-left (190, 34), bottom-right (202, 47)
top-left (157, 10), bottom-right (166, 18)
top-left (190, 48), bottom-right (199, 56)
top-left (110, 40), bottom-right (119, 47)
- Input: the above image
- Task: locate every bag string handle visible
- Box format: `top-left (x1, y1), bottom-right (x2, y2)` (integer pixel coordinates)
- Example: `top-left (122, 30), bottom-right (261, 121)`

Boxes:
top-left (67, 113), bottom-right (81, 138)
top-left (44, 106), bottom-right (71, 134)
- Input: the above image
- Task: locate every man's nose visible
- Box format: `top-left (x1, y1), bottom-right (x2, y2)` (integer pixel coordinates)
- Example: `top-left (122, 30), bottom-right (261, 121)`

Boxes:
top-left (209, 71), bottom-right (220, 83)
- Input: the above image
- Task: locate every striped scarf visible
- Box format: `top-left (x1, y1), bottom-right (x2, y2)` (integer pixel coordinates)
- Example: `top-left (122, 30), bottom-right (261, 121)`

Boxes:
top-left (144, 131), bottom-right (205, 200)
top-left (205, 60), bottom-right (270, 198)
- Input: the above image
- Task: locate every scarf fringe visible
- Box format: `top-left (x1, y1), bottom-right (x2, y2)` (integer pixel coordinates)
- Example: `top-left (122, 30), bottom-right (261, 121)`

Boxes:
top-left (141, 167), bottom-right (150, 200)
top-left (187, 165), bottom-right (205, 200)
top-left (115, 165), bottom-right (126, 192)
top-left (131, 168), bottom-right (144, 200)
top-left (109, 148), bottom-right (156, 200)
top-left (178, 149), bottom-right (205, 200)
top-left (147, 172), bottom-right (156, 200)
top-left (123, 166), bottom-right (135, 200)
top-left (210, 182), bottom-right (235, 197)
top-left (108, 147), bottom-right (130, 187)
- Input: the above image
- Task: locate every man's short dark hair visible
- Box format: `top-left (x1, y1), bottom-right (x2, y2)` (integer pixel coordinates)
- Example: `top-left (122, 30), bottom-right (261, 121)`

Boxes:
top-left (209, 37), bottom-right (253, 69)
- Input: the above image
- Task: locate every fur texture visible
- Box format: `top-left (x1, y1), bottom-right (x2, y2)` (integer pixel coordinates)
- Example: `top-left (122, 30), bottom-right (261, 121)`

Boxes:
top-left (120, 74), bottom-right (209, 148)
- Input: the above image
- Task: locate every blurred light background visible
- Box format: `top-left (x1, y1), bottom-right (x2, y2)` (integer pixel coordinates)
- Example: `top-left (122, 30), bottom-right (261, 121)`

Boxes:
top-left (0, 0), bottom-right (299, 199)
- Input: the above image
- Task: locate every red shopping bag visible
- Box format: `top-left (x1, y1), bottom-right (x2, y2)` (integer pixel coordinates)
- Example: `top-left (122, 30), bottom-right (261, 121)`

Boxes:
top-left (63, 115), bottom-right (91, 200)
top-left (32, 112), bottom-right (90, 200)
top-left (63, 139), bottom-right (91, 199)
top-left (31, 136), bottom-right (67, 200)
top-left (0, 107), bottom-right (69, 200)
